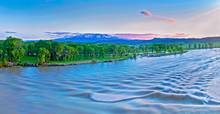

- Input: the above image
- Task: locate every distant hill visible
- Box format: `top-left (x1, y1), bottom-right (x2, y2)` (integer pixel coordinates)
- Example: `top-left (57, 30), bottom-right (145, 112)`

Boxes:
top-left (53, 33), bottom-right (141, 44)
top-left (53, 33), bottom-right (220, 44)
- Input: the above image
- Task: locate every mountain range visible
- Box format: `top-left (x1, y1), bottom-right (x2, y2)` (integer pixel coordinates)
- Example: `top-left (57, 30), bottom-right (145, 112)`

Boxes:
top-left (53, 33), bottom-right (220, 45)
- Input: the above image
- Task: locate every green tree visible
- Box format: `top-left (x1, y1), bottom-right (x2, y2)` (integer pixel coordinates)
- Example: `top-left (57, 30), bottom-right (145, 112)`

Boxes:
top-left (3, 37), bottom-right (25, 62)
top-left (0, 49), bottom-right (3, 60)
top-left (62, 46), bottom-right (77, 61)
top-left (37, 48), bottom-right (50, 64)
top-left (51, 42), bottom-right (65, 61)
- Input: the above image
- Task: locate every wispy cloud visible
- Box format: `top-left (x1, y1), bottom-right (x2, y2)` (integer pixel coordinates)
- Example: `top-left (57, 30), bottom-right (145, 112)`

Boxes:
top-left (141, 10), bottom-right (176, 23)
top-left (140, 11), bottom-right (153, 17)
top-left (5, 31), bottom-right (17, 34)
top-left (178, 7), bottom-right (220, 37)
top-left (0, 31), bottom-right (79, 40)
top-left (0, 31), bottom-right (41, 40)
top-left (45, 32), bottom-right (79, 38)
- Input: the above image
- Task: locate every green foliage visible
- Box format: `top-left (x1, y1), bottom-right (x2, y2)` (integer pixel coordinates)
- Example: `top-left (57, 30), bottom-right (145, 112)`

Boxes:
top-left (139, 44), bottom-right (185, 54)
top-left (20, 56), bottom-right (38, 64)
top-left (0, 49), bottom-right (3, 59)
top-left (62, 46), bottom-right (77, 61)
top-left (1, 36), bottom-right (220, 67)
top-left (3, 36), bottom-right (25, 62)
top-left (37, 48), bottom-right (50, 64)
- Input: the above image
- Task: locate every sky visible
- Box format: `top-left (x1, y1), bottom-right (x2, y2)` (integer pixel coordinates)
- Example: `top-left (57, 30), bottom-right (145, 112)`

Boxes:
top-left (0, 0), bottom-right (219, 40)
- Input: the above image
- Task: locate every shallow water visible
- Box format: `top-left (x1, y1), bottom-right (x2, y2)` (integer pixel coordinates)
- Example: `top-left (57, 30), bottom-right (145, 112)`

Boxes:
top-left (1, 49), bottom-right (220, 114)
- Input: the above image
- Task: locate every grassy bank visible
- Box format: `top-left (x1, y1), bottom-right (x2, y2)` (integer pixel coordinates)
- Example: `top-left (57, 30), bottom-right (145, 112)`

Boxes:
top-left (47, 55), bottom-right (132, 66)
top-left (0, 50), bottom-right (190, 68)
top-left (0, 51), bottom-right (187, 68)
top-left (0, 55), bottom-right (134, 67)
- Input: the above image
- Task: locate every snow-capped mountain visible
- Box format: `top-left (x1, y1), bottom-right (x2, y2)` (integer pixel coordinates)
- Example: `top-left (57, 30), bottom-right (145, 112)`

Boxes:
top-left (53, 33), bottom-right (220, 44)
top-left (53, 33), bottom-right (134, 44)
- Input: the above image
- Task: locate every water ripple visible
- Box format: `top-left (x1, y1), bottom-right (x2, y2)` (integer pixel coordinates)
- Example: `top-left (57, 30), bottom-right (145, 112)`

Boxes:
top-left (1, 49), bottom-right (220, 114)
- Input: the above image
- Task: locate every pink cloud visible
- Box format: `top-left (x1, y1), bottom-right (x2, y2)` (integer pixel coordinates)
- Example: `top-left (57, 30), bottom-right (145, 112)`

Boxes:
top-left (172, 33), bottom-right (191, 38)
top-left (114, 33), bottom-right (191, 40)
top-left (140, 11), bottom-right (153, 16)
top-left (114, 34), bottom-right (159, 40)
top-left (140, 10), bottom-right (176, 23)
top-left (154, 15), bottom-right (176, 23)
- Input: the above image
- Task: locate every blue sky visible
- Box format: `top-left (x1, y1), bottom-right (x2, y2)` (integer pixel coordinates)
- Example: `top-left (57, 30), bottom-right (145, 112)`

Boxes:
top-left (0, 0), bottom-right (219, 39)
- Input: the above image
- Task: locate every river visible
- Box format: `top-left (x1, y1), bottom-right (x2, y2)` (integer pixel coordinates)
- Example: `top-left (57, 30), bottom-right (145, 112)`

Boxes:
top-left (1, 49), bottom-right (220, 114)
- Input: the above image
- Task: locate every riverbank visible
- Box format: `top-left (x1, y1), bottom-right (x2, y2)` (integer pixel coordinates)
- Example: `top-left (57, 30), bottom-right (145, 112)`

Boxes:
top-left (0, 51), bottom-right (187, 68)
top-left (0, 55), bottom-right (134, 68)
top-left (42, 56), bottom-right (132, 66)
top-left (141, 51), bottom-right (187, 57)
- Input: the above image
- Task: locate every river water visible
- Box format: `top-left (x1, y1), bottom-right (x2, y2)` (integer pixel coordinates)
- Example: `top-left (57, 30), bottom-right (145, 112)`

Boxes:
top-left (1, 49), bottom-right (220, 114)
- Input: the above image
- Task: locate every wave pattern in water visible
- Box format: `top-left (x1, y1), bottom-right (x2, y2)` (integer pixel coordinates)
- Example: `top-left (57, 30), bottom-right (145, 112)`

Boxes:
top-left (1, 49), bottom-right (220, 114)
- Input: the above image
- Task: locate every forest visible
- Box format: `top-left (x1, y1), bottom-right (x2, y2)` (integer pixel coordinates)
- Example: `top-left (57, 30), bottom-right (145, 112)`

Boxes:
top-left (0, 36), bottom-right (218, 67)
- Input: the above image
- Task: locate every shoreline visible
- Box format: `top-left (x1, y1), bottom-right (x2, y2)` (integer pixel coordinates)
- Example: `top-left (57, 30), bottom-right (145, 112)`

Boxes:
top-left (0, 56), bottom-right (133, 68)
top-left (0, 52), bottom-right (186, 68)
top-left (140, 51), bottom-right (186, 57)
top-left (24, 58), bottom-right (129, 67)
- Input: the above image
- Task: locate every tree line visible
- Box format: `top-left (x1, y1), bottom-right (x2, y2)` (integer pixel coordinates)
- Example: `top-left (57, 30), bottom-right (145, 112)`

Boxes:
top-left (0, 36), bottom-right (218, 66)
top-left (0, 37), bottom-right (137, 65)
